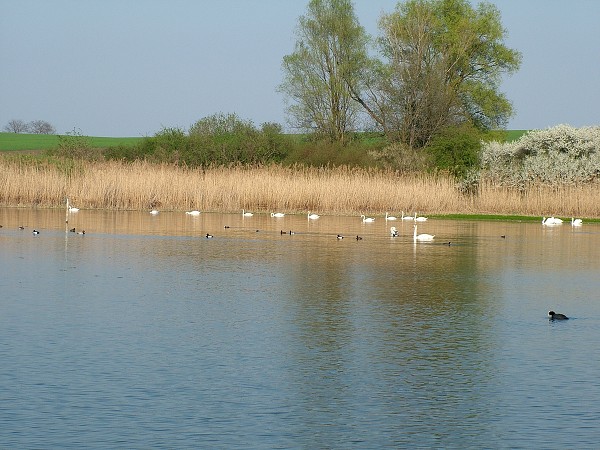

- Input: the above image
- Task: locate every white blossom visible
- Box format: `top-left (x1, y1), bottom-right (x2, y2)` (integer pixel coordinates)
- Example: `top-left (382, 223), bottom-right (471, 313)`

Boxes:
top-left (480, 125), bottom-right (600, 187)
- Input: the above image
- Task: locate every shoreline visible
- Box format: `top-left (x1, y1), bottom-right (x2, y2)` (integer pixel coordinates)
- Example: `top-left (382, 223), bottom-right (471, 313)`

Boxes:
top-left (0, 206), bottom-right (594, 224)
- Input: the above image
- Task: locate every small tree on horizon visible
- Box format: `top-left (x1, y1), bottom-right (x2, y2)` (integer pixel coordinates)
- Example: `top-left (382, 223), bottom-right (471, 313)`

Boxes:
top-left (3, 119), bottom-right (29, 133)
top-left (28, 120), bottom-right (56, 134)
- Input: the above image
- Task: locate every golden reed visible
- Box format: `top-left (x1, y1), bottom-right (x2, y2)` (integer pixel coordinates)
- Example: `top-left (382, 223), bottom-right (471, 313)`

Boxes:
top-left (0, 158), bottom-right (598, 217)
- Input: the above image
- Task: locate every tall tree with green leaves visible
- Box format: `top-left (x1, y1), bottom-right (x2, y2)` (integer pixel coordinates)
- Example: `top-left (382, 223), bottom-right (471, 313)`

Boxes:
top-left (349, 0), bottom-right (521, 148)
top-left (280, 0), bottom-right (369, 143)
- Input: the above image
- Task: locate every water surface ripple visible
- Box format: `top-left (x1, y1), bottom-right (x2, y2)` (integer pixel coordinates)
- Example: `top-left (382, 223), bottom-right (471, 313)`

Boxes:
top-left (1, 209), bottom-right (599, 448)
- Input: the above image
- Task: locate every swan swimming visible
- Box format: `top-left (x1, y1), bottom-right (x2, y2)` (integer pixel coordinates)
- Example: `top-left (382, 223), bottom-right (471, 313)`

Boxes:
top-left (413, 224), bottom-right (434, 242)
top-left (401, 211), bottom-right (414, 221)
top-left (242, 209), bottom-right (254, 217)
top-left (543, 216), bottom-right (563, 225)
top-left (150, 209), bottom-right (159, 215)
top-left (308, 211), bottom-right (320, 220)
top-left (385, 212), bottom-right (397, 221)
top-left (66, 198), bottom-right (79, 213)
top-left (186, 210), bottom-right (201, 216)
top-left (571, 217), bottom-right (583, 227)
top-left (271, 212), bottom-right (285, 218)
top-left (414, 212), bottom-right (428, 222)
top-left (361, 215), bottom-right (375, 223)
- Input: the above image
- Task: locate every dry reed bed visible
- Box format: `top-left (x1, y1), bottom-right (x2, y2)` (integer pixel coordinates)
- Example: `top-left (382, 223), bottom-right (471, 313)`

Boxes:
top-left (0, 158), bottom-right (598, 217)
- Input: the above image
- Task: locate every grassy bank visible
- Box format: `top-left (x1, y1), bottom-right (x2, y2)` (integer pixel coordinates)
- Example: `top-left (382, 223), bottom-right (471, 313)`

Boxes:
top-left (0, 157), bottom-right (597, 219)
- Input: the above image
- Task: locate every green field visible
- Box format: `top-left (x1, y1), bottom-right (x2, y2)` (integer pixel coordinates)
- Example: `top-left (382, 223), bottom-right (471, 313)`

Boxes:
top-left (503, 129), bottom-right (528, 141)
top-left (0, 132), bottom-right (143, 152)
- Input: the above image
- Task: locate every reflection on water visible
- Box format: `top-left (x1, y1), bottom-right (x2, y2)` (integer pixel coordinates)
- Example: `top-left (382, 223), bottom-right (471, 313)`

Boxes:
top-left (1, 208), bottom-right (600, 448)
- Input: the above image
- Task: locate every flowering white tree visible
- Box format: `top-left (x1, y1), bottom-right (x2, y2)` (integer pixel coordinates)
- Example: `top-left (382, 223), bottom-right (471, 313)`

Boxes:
top-left (481, 125), bottom-right (600, 187)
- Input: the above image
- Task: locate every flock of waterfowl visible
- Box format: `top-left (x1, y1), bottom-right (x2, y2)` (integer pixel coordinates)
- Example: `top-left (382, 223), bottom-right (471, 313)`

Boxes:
top-left (7, 198), bottom-right (584, 244)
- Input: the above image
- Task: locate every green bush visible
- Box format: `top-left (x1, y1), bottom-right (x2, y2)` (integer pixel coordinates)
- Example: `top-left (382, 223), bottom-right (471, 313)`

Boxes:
top-left (187, 113), bottom-right (290, 165)
top-left (47, 128), bottom-right (97, 160)
top-left (426, 125), bottom-right (482, 177)
top-left (368, 142), bottom-right (432, 172)
top-left (283, 134), bottom-right (382, 168)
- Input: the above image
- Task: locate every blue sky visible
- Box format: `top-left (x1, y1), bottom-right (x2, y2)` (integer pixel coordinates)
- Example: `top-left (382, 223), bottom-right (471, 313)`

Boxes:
top-left (2, 0), bottom-right (599, 137)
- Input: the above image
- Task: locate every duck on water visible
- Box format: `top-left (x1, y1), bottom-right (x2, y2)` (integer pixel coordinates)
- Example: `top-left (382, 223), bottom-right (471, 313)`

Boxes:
top-left (548, 311), bottom-right (569, 320)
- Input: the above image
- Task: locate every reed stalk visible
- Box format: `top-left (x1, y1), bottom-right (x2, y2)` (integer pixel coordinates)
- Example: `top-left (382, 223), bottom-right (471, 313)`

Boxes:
top-left (1, 158), bottom-right (598, 217)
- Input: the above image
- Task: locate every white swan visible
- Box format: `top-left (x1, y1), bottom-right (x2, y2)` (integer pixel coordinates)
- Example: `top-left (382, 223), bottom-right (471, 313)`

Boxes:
top-left (308, 211), bottom-right (320, 220)
top-left (401, 211), bottom-right (414, 221)
top-left (186, 210), bottom-right (201, 216)
top-left (542, 216), bottom-right (562, 226)
top-left (385, 212), bottom-right (397, 221)
top-left (571, 217), bottom-right (583, 227)
top-left (271, 212), bottom-right (285, 218)
top-left (361, 214), bottom-right (375, 223)
top-left (150, 209), bottom-right (159, 215)
top-left (66, 198), bottom-right (79, 212)
top-left (242, 209), bottom-right (254, 217)
top-left (390, 226), bottom-right (399, 237)
top-left (414, 212), bottom-right (428, 222)
top-left (414, 224), bottom-right (434, 242)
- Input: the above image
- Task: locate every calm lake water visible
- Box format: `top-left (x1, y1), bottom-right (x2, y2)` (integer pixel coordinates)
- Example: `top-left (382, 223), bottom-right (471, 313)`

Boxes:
top-left (1, 208), bottom-right (600, 448)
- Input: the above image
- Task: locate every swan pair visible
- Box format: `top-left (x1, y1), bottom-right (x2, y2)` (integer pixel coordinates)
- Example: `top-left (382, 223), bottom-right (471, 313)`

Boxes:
top-left (387, 212), bottom-right (427, 221)
top-left (390, 226), bottom-right (399, 237)
top-left (413, 224), bottom-right (434, 242)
